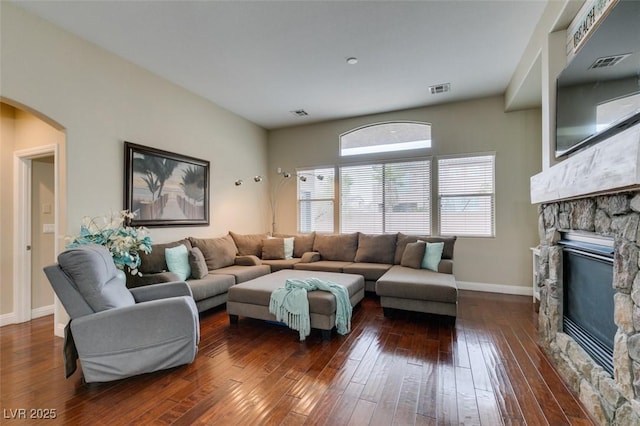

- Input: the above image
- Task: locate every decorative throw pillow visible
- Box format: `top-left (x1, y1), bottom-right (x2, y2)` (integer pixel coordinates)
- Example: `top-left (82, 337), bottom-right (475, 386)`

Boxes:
top-left (188, 247), bottom-right (208, 279)
top-left (262, 237), bottom-right (295, 260)
top-left (400, 241), bottom-right (426, 269)
top-left (283, 237), bottom-right (294, 259)
top-left (262, 238), bottom-right (282, 260)
top-left (165, 244), bottom-right (191, 281)
top-left (421, 242), bottom-right (444, 272)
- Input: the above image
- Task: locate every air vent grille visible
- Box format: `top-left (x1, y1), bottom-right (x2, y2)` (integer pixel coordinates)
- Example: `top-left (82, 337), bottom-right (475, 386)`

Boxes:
top-left (290, 109), bottom-right (309, 117)
top-left (428, 83), bottom-right (451, 95)
top-left (589, 54), bottom-right (631, 69)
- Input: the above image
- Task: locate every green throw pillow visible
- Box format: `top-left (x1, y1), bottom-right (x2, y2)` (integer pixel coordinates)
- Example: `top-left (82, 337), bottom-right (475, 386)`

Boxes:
top-left (421, 242), bottom-right (444, 272)
top-left (165, 244), bottom-right (191, 281)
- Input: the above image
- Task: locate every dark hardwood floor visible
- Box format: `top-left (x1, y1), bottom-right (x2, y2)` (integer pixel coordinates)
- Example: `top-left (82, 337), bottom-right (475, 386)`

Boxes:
top-left (1, 291), bottom-right (595, 425)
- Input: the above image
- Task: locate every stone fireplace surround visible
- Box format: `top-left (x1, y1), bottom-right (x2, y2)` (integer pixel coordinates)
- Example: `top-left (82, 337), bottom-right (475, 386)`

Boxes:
top-left (537, 192), bottom-right (640, 424)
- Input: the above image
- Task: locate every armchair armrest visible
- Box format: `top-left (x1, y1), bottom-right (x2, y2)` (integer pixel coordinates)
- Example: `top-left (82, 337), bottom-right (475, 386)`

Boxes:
top-left (235, 255), bottom-right (262, 266)
top-left (300, 251), bottom-right (321, 263)
top-left (71, 296), bottom-right (199, 356)
top-left (129, 281), bottom-right (193, 302)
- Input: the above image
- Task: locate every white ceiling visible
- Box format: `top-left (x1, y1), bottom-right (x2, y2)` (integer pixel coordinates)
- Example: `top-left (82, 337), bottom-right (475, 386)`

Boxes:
top-left (12, 0), bottom-right (547, 129)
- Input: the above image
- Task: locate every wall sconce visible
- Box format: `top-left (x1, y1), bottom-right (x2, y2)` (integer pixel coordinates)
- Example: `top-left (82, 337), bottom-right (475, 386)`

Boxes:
top-left (235, 175), bottom-right (263, 186)
top-left (298, 174), bottom-right (324, 182)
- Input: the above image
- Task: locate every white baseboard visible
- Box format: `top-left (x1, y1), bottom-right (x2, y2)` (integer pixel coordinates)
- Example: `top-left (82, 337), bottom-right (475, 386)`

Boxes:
top-left (0, 312), bottom-right (17, 327)
top-left (457, 281), bottom-right (533, 296)
top-left (55, 321), bottom-right (65, 338)
top-left (32, 304), bottom-right (54, 319)
top-left (1, 305), bottom-right (55, 327)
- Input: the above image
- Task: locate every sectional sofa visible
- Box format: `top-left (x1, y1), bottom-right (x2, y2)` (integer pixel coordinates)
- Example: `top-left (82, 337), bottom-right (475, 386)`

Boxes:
top-left (126, 231), bottom-right (458, 318)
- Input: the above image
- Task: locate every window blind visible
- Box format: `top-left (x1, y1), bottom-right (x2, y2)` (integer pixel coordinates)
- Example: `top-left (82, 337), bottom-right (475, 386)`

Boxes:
top-left (340, 160), bottom-right (431, 234)
top-left (297, 167), bottom-right (334, 233)
top-left (438, 154), bottom-right (495, 237)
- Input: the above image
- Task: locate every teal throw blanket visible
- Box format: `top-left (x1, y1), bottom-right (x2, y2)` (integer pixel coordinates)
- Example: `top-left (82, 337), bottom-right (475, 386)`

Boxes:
top-left (269, 277), bottom-right (352, 341)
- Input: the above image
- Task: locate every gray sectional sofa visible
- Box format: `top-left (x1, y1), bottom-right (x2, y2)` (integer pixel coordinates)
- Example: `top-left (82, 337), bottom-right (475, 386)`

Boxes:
top-left (126, 231), bottom-right (458, 318)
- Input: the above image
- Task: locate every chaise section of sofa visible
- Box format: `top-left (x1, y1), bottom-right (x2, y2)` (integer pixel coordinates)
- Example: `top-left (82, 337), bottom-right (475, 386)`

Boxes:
top-left (376, 234), bottom-right (458, 318)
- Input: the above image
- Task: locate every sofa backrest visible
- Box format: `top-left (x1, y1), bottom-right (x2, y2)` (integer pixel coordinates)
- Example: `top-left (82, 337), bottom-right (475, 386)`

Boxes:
top-left (354, 233), bottom-right (397, 264)
top-left (189, 234), bottom-right (238, 270)
top-left (394, 233), bottom-right (456, 265)
top-left (313, 233), bottom-right (359, 261)
top-left (138, 239), bottom-right (192, 274)
top-left (273, 232), bottom-right (316, 258)
top-left (229, 231), bottom-right (269, 257)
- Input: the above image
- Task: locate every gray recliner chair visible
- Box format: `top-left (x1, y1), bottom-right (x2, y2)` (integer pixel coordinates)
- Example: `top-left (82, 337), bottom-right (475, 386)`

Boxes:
top-left (44, 244), bottom-right (200, 383)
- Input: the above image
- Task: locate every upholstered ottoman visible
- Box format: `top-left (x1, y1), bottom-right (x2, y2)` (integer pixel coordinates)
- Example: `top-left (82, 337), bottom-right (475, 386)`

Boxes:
top-left (227, 269), bottom-right (365, 339)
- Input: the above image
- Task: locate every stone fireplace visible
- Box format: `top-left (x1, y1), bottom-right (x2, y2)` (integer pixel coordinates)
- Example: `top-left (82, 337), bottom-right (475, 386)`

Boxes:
top-left (530, 120), bottom-right (640, 424)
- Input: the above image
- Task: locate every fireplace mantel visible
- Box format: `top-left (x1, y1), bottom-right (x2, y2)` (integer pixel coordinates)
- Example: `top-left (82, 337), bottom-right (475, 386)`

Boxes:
top-left (530, 124), bottom-right (640, 204)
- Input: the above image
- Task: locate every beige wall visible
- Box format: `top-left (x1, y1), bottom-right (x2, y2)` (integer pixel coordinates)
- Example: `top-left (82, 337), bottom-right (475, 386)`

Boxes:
top-left (1, 104), bottom-right (16, 314)
top-left (1, 4), bottom-right (269, 326)
top-left (268, 96), bottom-right (542, 289)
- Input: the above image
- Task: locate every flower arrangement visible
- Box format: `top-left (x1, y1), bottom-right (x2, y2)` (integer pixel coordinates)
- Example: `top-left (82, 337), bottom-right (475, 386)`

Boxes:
top-left (66, 210), bottom-right (152, 275)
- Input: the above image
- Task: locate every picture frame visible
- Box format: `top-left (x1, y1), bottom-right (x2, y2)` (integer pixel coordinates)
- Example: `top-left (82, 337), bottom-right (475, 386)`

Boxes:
top-left (124, 142), bottom-right (210, 227)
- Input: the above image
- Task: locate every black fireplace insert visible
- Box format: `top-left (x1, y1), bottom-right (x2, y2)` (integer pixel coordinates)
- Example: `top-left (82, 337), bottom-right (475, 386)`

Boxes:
top-left (560, 235), bottom-right (615, 375)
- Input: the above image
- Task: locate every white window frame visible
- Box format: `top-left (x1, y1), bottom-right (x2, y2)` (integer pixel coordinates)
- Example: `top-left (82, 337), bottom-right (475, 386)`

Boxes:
top-left (339, 121), bottom-right (432, 157)
top-left (296, 167), bottom-right (335, 233)
top-left (437, 152), bottom-right (496, 238)
top-left (339, 157), bottom-right (432, 235)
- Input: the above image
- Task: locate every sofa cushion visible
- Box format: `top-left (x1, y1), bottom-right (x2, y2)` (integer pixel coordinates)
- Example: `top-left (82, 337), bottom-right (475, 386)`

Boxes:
top-left (376, 265), bottom-right (457, 304)
top-left (186, 273), bottom-right (235, 302)
top-left (274, 232), bottom-right (316, 258)
top-left (229, 231), bottom-right (269, 257)
top-left (188, 247), bottom-right (208, 279)
top-left (261, 258), bottom-right (301, 272)
top-left (394, 234), bottom-right (456, 264)
top-left (138, 239), bottom-right (192, 274)
top-left (313, 233), bottom-right (358, 262)
top-left (294, 260), bottom-right (353, 273)
top-left (189, 234), bottom-right (238, 270)
top-left (354, 233), bottom-right (397, 264)
top-left (400, 241), bottom-right (426, 269)
top-left (165, 244), bottom-right (191, 280)
top-left (210, 264), bottom-right (271, 283)
top-left (343, 263), bottom-right (392, 281)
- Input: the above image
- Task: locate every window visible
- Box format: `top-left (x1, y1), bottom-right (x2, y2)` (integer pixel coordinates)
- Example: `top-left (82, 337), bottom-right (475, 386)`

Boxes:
top-left (297, 167), bottom-right (335, 233)
top-left (340, 159), bottom-right (431, 234)
top-left (438, 154), bottom-right (495, 237)
top-left (340, 122), bottom-right (431, 157)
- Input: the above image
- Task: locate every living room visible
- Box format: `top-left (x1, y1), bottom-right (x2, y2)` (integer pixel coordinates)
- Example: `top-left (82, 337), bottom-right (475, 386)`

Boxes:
top-left (2, 0), bottom-right (639, 424)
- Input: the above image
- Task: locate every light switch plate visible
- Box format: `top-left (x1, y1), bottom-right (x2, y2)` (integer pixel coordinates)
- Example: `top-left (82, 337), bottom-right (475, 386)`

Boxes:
top-left (43, 223), bottom-right (55, 234)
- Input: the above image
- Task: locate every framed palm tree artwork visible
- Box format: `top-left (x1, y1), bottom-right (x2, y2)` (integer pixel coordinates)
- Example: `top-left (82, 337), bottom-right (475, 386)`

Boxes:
top-left (124, 142), bottom-right (209, 227)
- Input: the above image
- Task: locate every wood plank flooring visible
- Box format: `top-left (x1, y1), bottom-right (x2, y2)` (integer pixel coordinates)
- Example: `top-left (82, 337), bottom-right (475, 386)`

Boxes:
top-left (1, 291), bottom-right (595, 425)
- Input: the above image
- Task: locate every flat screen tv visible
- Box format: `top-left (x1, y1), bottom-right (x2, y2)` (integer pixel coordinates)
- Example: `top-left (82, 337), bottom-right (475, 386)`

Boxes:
top-left (555, 0), bottom-right (640, 158)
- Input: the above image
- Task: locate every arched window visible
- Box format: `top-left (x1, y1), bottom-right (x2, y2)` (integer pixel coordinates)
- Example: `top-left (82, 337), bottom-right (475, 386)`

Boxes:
top-left (340, 121), bottom-right (431, 157)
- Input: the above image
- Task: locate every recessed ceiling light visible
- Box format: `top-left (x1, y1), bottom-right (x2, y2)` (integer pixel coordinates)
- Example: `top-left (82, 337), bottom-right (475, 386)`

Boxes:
top-left (346, 57), bottom-right (358, 65)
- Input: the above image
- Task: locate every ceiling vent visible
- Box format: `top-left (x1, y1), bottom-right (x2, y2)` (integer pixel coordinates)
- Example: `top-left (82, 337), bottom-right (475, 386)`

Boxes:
top-left (589, 54), bottom-right (631, 69)
top-left (428, 83), bottom-right (451, 95)
top-left (290, 109), bottom-right (309, 117)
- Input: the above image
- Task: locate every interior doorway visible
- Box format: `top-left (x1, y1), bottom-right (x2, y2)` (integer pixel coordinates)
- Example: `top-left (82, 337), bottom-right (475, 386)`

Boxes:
top-left (14, 145), bottom-right (60, 324)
